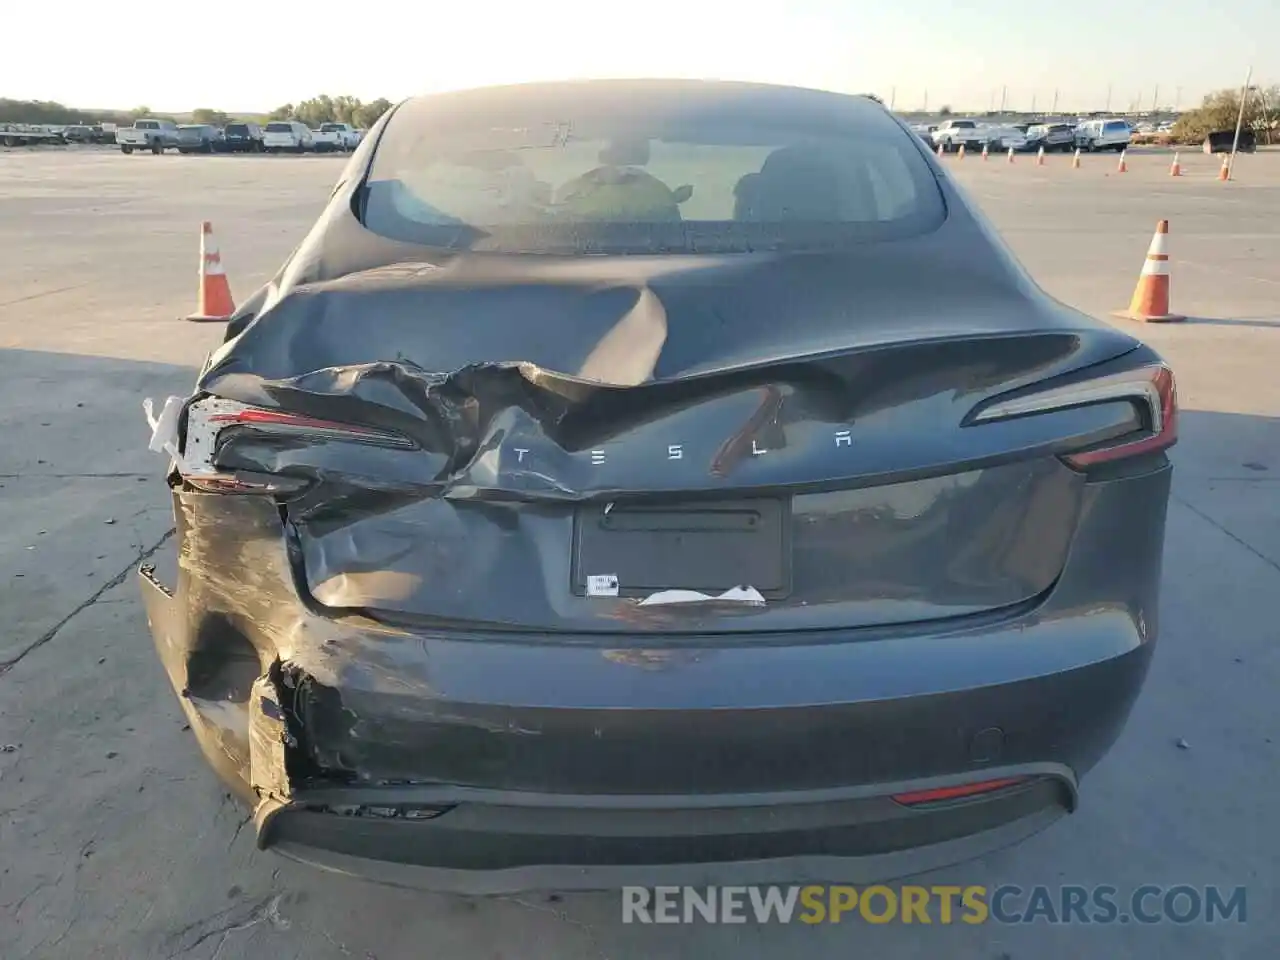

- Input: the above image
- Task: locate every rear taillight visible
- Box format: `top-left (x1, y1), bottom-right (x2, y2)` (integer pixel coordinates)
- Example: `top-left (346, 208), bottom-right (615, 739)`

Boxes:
top-left (205, 407), bottom-right (415, 449)
top-left (179, 398), bottom-right (413, 493)
top-left (971, 362), bottom-right (1177, 468)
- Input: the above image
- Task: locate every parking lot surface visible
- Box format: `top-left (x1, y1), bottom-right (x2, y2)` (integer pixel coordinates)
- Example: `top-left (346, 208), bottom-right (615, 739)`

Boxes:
top-left (2, 146), bottom-right (1277, 959)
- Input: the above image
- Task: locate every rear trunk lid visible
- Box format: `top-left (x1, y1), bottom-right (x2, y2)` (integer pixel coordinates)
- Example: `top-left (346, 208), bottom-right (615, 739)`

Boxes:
top-left (195, 250), bottom-right (1141, 636)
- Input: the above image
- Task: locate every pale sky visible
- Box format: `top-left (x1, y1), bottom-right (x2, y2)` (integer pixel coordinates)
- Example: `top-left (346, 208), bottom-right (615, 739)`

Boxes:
top-left (3, 0), bottom-right (1275, 113)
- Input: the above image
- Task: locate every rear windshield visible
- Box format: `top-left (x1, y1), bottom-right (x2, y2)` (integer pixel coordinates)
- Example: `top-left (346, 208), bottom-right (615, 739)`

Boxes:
top-left (1104, 121), bottom-right (1130, 133)
top-left (320, 123), bottom-right (343, 132)
top-left (265, 122), bottom-right (294, 133)
top-left (362, 83), bottom-right (945, 254)
top-left (136, 120), bottom-right (160, 130)
top-left (225, 123), bottom-right (249, 135)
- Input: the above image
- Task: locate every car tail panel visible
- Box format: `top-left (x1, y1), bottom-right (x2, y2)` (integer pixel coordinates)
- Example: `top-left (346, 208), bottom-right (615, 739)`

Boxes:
top-left (182, 318), bottom-right (1155, 635)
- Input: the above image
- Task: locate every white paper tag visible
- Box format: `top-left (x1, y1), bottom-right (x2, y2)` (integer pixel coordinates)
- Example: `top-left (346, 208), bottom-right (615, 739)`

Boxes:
top-left (638, 586), bottom-right (767, 607)
top-left (143, 396), bottom-right (184, 461)
top-left (586, 574), bottom-right (620, 597)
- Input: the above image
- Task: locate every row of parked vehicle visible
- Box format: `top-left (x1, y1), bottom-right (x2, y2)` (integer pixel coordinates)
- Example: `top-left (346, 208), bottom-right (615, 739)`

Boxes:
top-left (114, 118), bottom-right (366, 155)
top-left (915, 117), bottom-right (1136, 154)
top-left (0, 122), bottom-right (117, 146)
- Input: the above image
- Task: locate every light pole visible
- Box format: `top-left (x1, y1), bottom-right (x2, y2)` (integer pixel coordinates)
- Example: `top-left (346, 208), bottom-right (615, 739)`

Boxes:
top-left (1229, 67), bottom-right (1253, 177)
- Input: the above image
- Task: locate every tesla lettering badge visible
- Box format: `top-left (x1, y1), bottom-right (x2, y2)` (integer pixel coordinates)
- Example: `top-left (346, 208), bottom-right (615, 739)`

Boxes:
top-left (522, 430), bottom-right (862, 466)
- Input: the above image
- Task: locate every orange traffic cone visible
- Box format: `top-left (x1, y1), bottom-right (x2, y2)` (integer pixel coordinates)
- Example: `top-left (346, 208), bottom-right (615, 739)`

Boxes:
top-left (1036, 146), bottom-right (1046, 166)
top-left (981, 142), bottom-right (989, 161)
top-left (1217, 155), bottom-right (1230, 181)
top-left (1112, 220), bottom-right (1184, 323)
top-left (1169, 152), bottom-right (1182, 177)
top-left (1072, 148), bottom-right (1081, 169)
top-left (936, 142), bottom-right (944, 158)
top-left (957, 143), bottom-right (966, 159)
top-left (1007, 146), bottom-right (1015, 163)
top-left (185, 222), bottom-right (236, 322)
top-left (1117, 150), bottom-right (1128, 173)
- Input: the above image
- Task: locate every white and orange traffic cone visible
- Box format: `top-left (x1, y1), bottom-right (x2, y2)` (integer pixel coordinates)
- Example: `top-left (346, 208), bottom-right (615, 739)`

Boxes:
top-left (1169, 152), bottom-right (1182, 177)
top-left (1218, 155), bottom-right (1230, 181)
top-left (957, 143), bottom-right (966, 159)
top-left (1112, 220), bottom-right (1184, 323)
top-left (1116, 150), bottom-right (1128, 173)
top-left (1036, 146), bottom-right (1046, 166)
top-left (1072, 148), bottom-right (1081, 169)
top-left (981, 142), bottom-right (989, 161)
top-left (936, 142), bottom-right (945, 158)
top-left (185, 221), bottom-right (236, 323)
top-left (1007, 146), bottom-right (1015, 164)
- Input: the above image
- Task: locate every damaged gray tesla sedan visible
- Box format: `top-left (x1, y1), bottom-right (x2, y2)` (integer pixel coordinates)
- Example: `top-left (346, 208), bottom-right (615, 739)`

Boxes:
top-left (140, 80), bottom-right (1176, 892)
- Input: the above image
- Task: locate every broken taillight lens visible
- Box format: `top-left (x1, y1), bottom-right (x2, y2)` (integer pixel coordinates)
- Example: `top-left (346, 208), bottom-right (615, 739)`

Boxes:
top-left (179, 398), bottom-right (415, 494)
top-left (205, 408), bottom-right (416, 449)
top-left (970, 362), bottom-right (1177, 468)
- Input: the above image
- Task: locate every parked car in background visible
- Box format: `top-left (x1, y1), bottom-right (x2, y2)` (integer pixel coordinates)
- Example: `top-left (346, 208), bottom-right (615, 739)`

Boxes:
top-left (1075, 118), bottom-right (1132, 151)
top-left (1025, 123), bottom-right (1076, 152)
top-left (984, 125), bottom-right (1029, 151)
top-left (223, 121), bottom-right (265, 153)
top-left (931, 118), bottom-right (984, 152)
top-left (909, 124), bottom-right (935, 144)
top-left (140, 79), bottom-right (1176, 891)
top-left (61, 125), bottom-right (96, 144)
top-left (314, 122), bottom-right (360, 152)
top-left (263, 120), bottom-right (314, 153)
top-left (176, 124), bottom-right (226, 154)
top-left (117, 118), bottom-right (181, 154)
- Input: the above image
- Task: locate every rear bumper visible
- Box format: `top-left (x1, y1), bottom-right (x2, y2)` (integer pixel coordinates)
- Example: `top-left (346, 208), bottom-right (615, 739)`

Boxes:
top-left (139, 460), bottom-right (1169, 887)
top-left (263, 766), bottom-right (1074, 893)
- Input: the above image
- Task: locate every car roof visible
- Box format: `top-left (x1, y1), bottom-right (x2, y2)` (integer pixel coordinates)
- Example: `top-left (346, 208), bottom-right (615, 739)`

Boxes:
top-left (394, 79), bottom-right (890, 126)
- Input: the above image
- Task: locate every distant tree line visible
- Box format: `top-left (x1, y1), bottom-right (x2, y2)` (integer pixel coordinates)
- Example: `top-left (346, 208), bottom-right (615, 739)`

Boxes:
top-left (2, 95), bottom-right (395, 130)
top-left (0, 99), bottom-right (144, 126)
top-left (266, 95), bottom-right (394, 129)
top-left (1172, 85), bottom-right (1280, 143)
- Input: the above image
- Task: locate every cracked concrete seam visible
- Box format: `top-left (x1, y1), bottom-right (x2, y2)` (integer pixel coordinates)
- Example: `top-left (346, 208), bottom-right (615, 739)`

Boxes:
top-left (1172, 493), bottom-right (1280, 576)
top-left (0, 473), bottom-right (153, 479)
top-left (161, 894), bottom-right (289, 960)
top-left (0, 527), bottom-right (176, 677)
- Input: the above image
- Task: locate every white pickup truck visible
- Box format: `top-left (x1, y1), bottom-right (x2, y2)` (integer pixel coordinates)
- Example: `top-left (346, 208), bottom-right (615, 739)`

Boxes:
top-left (313, 122), bottom-right (360, 152)
top-left (930, 119), bottom-right (987, 152)
top-left (117, 118), bottom-right (181, 154)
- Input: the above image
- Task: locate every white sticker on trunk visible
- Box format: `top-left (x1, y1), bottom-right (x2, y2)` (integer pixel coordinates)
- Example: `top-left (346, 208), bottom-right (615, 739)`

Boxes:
top-left (586, 574), bottom-right (620, 597)
top-left (638, 586), bottom-right (767, 607)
